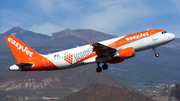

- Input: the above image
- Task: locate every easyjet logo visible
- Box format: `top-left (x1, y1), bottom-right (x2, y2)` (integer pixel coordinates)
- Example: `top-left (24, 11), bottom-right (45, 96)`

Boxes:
top-left (126, 32), bottom-right (149, 41)
top-left (8, 37), bottom-right (33, 57)
top-left (74, 48), bottom-right (92, 61)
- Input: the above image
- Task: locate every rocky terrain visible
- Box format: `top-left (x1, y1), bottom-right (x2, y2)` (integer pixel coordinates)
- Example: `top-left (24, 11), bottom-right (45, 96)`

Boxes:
top-left (60, 84), bottom-right (155, 101)
top-left (0, 66), bottom-right (136, 100)
top-left (151, 84), bottom-right (180, 101)
top-left (0, 66), bottom-right (132, 90)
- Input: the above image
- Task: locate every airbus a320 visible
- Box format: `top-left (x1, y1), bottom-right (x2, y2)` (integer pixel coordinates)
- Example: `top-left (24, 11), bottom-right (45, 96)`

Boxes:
top-left (5, 29), bottom-right (175, 72)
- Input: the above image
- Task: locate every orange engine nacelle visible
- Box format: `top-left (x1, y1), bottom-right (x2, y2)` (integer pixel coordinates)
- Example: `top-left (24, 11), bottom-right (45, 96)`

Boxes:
top-left (109, 47), bottom-right (135, 64)
top-left (116, 47), bottom-right (135, 59)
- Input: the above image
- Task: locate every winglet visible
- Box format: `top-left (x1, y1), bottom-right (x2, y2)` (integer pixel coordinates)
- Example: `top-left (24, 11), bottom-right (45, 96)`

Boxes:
top-left (88, 42), bottom-right (94, 46)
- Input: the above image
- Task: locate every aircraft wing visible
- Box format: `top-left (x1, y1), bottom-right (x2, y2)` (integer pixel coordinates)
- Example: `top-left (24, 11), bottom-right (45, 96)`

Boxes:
top-left (88, 42), bottom-right (117, 58)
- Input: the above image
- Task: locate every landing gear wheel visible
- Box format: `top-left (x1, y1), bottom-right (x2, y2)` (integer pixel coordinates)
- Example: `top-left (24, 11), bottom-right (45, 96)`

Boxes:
top-left (102, 64), bottom-right (108, 70)
top-left (153, 48), bottom-right (160, 57)
top-left (96, 67), bottom-right (102, 73)
top-left (155, 53), bottom-right (160, 57)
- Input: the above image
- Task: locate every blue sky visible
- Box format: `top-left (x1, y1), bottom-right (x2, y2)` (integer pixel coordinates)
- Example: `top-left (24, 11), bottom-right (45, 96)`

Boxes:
top-left (0, 0), bottom-right (180, 37)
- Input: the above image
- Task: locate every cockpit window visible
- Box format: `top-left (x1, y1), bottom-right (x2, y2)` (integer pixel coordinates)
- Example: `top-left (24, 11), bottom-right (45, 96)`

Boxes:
top-left (161, 31), bottom-right (167, 34)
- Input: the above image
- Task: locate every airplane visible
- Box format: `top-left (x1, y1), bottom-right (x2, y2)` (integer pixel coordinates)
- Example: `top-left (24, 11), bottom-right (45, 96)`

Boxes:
top-left (5, 29), bottom-right (175, 72)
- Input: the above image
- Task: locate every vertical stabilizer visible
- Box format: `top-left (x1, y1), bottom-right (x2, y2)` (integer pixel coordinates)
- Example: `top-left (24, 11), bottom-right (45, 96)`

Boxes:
top-left (4, 35), bottom-right (42, 63)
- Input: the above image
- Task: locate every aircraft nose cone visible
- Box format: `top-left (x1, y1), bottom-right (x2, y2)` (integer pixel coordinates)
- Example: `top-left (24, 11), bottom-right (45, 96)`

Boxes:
top-left (171, 34), bottom-right (175, 40)
top-left (168, 33), bottom-right (175, 41)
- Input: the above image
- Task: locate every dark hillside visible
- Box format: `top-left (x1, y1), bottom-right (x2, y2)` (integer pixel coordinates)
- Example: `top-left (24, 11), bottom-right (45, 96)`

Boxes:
top-left (40, 28), bottom-right (116, 49)
top-left (0, 26), bottom-right (51, 48)
top-left (151, 84), bottom-right (180, 101)
top-left (60, 84), bottom-right (155, 101)
top-left (0, 66), bottom-right (136, 100)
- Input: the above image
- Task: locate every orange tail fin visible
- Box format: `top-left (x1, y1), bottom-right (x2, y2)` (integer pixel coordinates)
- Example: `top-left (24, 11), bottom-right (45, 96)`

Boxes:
top-left (4, 35), bottom-right (42, 63)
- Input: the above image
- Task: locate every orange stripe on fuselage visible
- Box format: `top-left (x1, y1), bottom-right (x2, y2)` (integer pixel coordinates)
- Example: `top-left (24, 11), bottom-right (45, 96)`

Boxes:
top-left (73, 52), bottom-right (97, 65)
top-left (108, 29), bottom-right (164, 49)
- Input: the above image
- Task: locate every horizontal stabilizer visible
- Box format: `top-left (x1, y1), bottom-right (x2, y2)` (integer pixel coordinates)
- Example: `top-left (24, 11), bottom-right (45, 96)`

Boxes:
top-left (16, 63), bottom-right (33, 68)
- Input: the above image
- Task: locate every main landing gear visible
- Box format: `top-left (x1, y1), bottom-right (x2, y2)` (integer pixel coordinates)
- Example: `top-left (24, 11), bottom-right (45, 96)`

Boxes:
top-left (153, 47), bottom-right (160, 57)
top-left (96, 63), bottom-right (108, 73)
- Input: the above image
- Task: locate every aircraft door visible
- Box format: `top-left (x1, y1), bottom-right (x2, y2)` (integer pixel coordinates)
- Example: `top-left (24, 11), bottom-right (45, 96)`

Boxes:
top-left (151, 31), bottom-right (158, 41)
top-left (43, 57), bottom-right (50, 67)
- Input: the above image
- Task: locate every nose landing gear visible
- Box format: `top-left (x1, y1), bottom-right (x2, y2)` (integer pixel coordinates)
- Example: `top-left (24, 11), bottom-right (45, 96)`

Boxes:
top-left (96, 63), bottom-right (108, 73)
top-left (155, 53), bottom-right (160, 57)
top-left (153, 47), bottom-right (160, 57)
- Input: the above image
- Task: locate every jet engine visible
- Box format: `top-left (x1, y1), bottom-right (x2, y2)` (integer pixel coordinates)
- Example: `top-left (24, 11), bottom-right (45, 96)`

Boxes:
top-left (115, 47), bottom-right (135, 59)
top-left (108, 47), bottom-right (135, 64)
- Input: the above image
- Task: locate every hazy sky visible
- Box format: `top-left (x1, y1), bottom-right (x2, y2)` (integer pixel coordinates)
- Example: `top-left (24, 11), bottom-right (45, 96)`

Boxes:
top-left (0, 0), bottom-right (180, 37)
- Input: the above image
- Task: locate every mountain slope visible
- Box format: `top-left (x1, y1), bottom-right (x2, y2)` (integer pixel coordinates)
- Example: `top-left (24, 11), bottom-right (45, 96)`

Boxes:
top-left (163, 38), bottom-right (180, 50)
top-left (52, 28), bottom-right (116, 42)
top-left (151, 84), bottom-right (180, 101)
top-left (0, 66), bottom-right (135, 100)
top-left (60, 84), bottom-right (155, 101)
top-left (40, 28), bottom-right (116, 49)
top-left (0, 66), bottom-right (133, 90)
top-left (0, 26), bottom-right (51, 48)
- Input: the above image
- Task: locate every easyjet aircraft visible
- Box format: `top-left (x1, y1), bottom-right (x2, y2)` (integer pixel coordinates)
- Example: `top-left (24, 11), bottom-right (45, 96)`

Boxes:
top-left (5, 29), bottom-right (175, 72)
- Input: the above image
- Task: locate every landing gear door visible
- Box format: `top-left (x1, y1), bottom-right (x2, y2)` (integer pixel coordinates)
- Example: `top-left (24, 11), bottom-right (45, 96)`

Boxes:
top-left (151, 30), bottom-right (158, 41)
